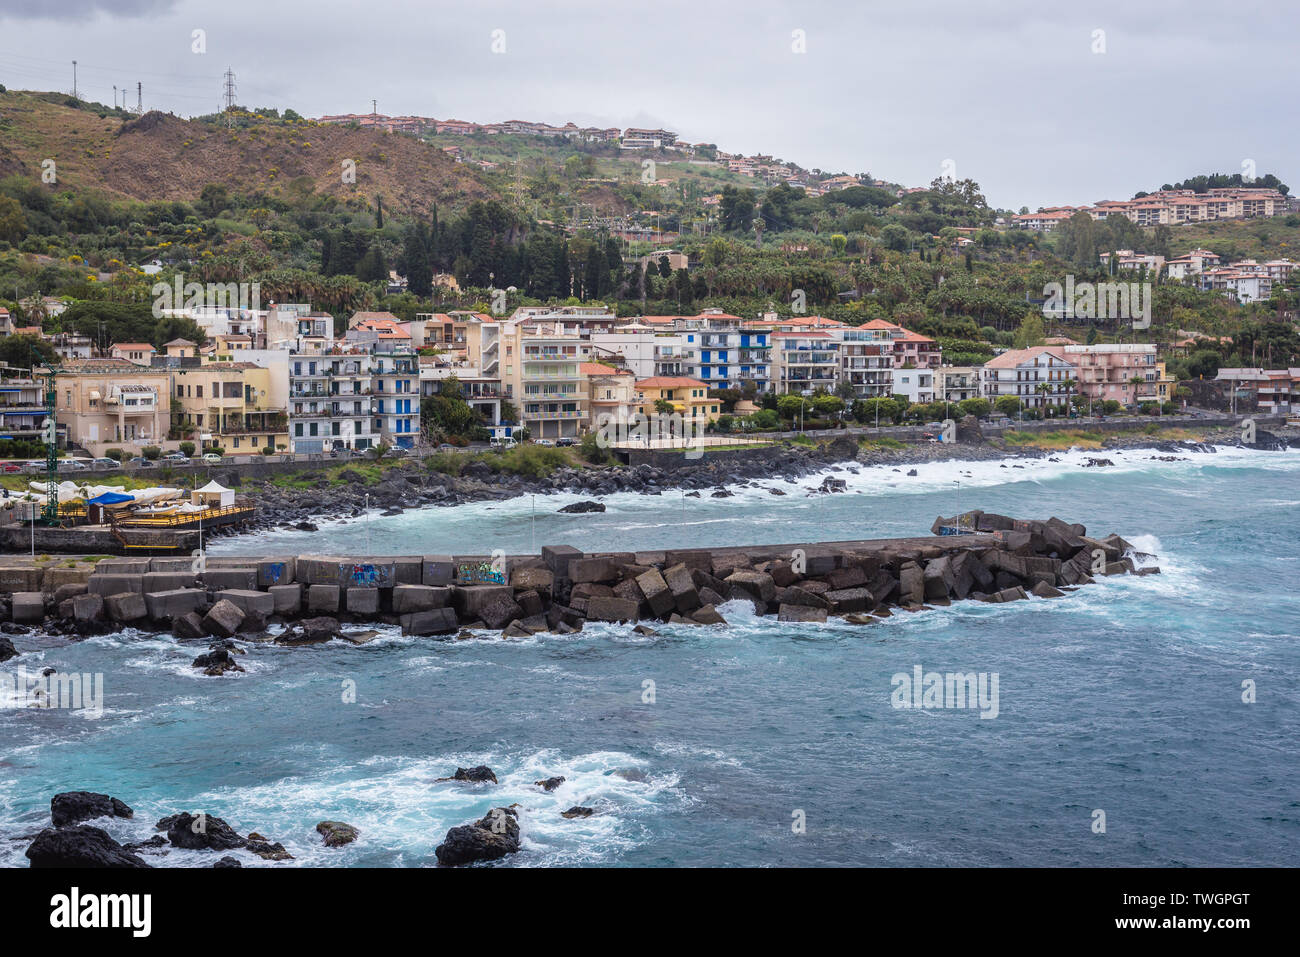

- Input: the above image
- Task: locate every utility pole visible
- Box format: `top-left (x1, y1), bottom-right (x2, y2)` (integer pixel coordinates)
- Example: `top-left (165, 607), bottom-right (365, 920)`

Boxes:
top-left (137, 81), bottom-right (142, 114)
top-left (72, 60), bottom-right (77, 100)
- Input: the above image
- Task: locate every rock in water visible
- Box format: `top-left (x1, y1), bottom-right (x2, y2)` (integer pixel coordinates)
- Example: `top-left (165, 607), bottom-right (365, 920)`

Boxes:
top-left (561, 806), bottom-right (595, 819)
top-left (535, 776), bottom-right (566, 792)
top-left (558, 500), bottom-right (606, 513)
top-left (434, 807), bottom-right (520, 866)
top-left (26, 825), bottom-right (152, 868)
top-left (157, 811), bottom-right (246, 851)
top-left (213, 856), bottom-right (242, 868)
top-left (316, 821), bottom-right (359, 847)
top-left (452, 765), bottom-right (498, 784)
top-left (192, 647), bottom-right (244, 676)
top-left (0, 635), bottom-right (17, 662)
top-left (50, 791), bottom-right (134, 828)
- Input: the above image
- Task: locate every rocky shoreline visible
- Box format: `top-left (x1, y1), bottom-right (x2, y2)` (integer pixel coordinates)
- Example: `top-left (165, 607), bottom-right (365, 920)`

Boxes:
top-left (216, 424), bottom-right (1296, 539)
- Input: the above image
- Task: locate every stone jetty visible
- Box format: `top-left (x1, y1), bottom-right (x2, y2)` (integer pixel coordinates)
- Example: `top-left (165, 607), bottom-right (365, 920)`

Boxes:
top-left (0, 511), bottom-right (1156, 643)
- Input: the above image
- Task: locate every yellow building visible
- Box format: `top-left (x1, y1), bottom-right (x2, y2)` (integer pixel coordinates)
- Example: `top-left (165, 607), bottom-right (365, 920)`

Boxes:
top-left (171, 362), bottom-right (289, 453)
top-left (634, 376), bottom-right (720, 427)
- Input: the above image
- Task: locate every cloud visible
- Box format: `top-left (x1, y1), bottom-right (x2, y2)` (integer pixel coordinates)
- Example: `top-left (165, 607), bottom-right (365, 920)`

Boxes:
top-left (0, 0), bottom-right (178, 20)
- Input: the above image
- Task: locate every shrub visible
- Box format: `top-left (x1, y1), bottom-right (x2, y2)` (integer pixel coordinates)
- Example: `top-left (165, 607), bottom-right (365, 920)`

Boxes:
top-left (261, 446), bottom-right (275, 456)
top-left (178, 442), bottom-right (195, 457)
top-left (104, 448), bottom-right (124, 461)
top-left (579, 430), bottom-right (610, 464)
top-left (142, 445), bottom-right (161, 460)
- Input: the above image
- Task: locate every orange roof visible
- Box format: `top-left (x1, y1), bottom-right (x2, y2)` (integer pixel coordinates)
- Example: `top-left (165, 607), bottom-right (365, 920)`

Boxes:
top-left (635, 376), bottom-right (707, 389)
top-left (984, 346), bottom-right (1070, 369)
top-left (112, 343), bottom-right (156, 351)
top-left (580, 362), bottom-right (627, 376)
top-left (352, 318), bottom-right (411, 339)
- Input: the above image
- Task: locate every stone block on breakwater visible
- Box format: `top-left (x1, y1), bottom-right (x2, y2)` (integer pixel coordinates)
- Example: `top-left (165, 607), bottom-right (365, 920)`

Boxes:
top-left (269, 584), bottom-right (301, 615)
top-left (0, 566), bottom-right (44, 592)
top-left (11, 592), bottom-right (45, 623)
top-left (422, 555), bottom-right (455, 586)
top-left (346, 587), bottom-right (380, 615)
top-left (308, 584), bottom-right (340, 613)
top-left (144, 588), bottom-right (206, 622)
top-left (144, 571), bottom-right (198, 593)
top-left (105, 591), bottom-right (147, 623)
top-left (392, 584), bottom-right (450, 614)
top-left (202, 568), bottom-right (258, 591)
top-left (88, 574), bottom-right (144, 596)
top-left (218, 589), bottom-right (275, 618)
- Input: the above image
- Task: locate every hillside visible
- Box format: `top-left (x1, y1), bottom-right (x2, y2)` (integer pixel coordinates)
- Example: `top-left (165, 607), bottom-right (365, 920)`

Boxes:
top-left (0, 89), bottom-right (497, 217)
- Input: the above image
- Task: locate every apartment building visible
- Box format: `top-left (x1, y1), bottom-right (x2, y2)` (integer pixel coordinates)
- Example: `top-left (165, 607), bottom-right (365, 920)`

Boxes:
top-left (835, 332), bottom-right (892, 399)
top-left (587, 328), bottom-right (696, 380)
top-left (1063, 343), bottom-right (1174, 407)
top-left (584, 363), bottom-right (638, 426)
top-left (936, 365), bottom-right (982, 404)
top-left (1215, 368), bottom-right (1299, 414)
top-left (857, 319), bottom-right (942, 369)
top-left (772, 332), bottom-right (839, 394)
top-left (0, 372), bottom-right (52, 442)
top-left (347, 316), bottom-right (419, 448)
top-left (52, 359), bottom-right (169, 454)
top-left (172, 362), bottom-right (289, 453)
top-left (288, 351), bottom-right (377, 454)
top-left (506, 330), bottom-right (593, 440)
top-left (692, 326), bottom-right (772, 392)
top-left (980, 347), bottom-right (1079, 411)
top-left (892, 367), bottom-right (937, 404)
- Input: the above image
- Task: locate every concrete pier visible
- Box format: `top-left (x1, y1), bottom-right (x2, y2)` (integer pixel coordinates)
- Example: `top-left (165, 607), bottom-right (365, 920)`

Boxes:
top-left (0, 512), bottom-right (1155, 640)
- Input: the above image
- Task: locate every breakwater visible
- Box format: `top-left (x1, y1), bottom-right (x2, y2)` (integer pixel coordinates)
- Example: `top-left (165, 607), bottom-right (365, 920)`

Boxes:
top-left (0, 512), bottom-right (1156, 662)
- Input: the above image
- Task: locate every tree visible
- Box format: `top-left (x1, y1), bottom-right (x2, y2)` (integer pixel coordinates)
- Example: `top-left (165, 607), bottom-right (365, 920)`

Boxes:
top-left (199, 183), bottom-right (229, 218)
top-left (994, 396), bottom-right (1021, 416)
top-left (1185, 349), bottom-right (1221, 379)
top-left (0, 195), bottom-right (27, 243)
top-left (0, 334), bottom-right (56, 369)
top-left (1013, 312), bottom-right (1045, 349)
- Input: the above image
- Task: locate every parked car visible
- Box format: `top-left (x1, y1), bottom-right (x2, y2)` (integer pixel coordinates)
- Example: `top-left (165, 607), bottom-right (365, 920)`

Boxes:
top-left (555, 437), bottom-right (576, 447)
top-left (202, 453), bottom-right (223, 465)
top-left (22, 460), bottom-right (45, 473)
top-left (3, 462), bottom-right (22, 473)
top-left (91, 457), bottom-right (121, 469)
top-left (127, 457), bottom-right (155, 468)
top-left (160, 452), bottom-right (190, 463)
top-left (62, 460), bottom-right (91, 471)
top-left (490, 436), bottom-right (517, 449)
top-left (437, 443), bottom-right (457, 452)
top-left (388, 446), bottom-right (408, 457)
top-left (532, 438), bottom-right (554, 447)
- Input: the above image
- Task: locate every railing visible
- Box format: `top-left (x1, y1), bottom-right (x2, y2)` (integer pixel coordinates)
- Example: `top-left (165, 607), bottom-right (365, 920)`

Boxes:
top-left (116, 503), bottom-right (256, 528)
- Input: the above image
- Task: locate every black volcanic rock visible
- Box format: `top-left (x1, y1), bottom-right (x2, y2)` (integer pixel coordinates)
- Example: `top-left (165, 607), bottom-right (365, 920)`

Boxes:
top-left (26, 825), bottom-right (152, 868)
top-left (50, 791), bottom-right (134, 829)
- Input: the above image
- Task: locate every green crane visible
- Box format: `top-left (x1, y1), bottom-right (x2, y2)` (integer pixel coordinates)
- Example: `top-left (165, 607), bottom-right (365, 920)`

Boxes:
top-left (41, 369), bottom-right (59, 525)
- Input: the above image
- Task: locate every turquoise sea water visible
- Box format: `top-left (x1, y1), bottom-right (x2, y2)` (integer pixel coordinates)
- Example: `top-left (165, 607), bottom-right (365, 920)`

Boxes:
top-left (2, 444), bottom-right (1298, 866)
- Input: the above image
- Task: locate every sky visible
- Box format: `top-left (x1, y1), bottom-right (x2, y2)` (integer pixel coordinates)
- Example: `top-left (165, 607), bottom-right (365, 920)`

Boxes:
top-left (0, 0), bottom-right (1294, 211)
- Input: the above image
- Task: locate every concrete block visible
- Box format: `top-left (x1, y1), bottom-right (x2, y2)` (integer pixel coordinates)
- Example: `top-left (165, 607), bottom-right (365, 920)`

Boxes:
top-left (635, 568), bottom-right (676, 617)
top-left (41, 566), bottom-right (96, 591)
top-left (71, 593), bottom-right (104, 622)
top-left (95, 558), bottom-right (152, 574)
top-left (11, 591), bottom-right (44, 623)
top-left (390, 556), bottom-right (423, 585)
top-left (392, 584), bottom-right (450, 614)
top-left (339, 560), bottom-right (395, 589)
top-left (421, 555), bottom-right (455, 586)
top-left (149, 558), bottom-right (194, 573)
top-left (203, 599), bottom-right (245, 638)
top-left (104, 592), bottom-right (148, 623)
top-left (144, 588), bottom-right (206, 622)
top-left (453, 555), bottom-right (509, 585)
top-left (452, 585), bottom-right (512, 620)
top-left (298, 557), bottom-right (346, 585)
top-left (569, 556), bottom-right (620, 584)
top-left (346, 587), bottom-right (380, 615)
top-left (88, 574), bottom-right (144, 596)
top-left (202, 568), bottom-right (258, 591)
top-left (218, 589), bottom-right (275, 618)
top-left (308, 584), bottom-right (340, 614)
top-left (400, 607), bottom-right (458, 636)
top-left (144, 571), bottom-right (197, 593)
top-left (269, 584), bottom-right (301, 615)
top-left (541, 545), bottom-right (582, 579)
top-left (586, 596), bottom-right (640, 623)
top-left (257, 558), bottom-right (296, 587)
top-left (0, 567), bottom-right (44, 592)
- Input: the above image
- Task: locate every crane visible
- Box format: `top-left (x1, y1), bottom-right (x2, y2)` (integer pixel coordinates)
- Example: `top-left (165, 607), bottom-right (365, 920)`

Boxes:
top-left (40, 369), bottom-right (59, 525)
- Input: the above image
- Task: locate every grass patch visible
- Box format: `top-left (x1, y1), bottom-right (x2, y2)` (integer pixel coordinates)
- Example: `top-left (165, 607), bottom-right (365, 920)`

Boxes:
top-left (859, 436), bottom-right (906, 450)
top-left (1001, 430), bottom-right (1105, 450)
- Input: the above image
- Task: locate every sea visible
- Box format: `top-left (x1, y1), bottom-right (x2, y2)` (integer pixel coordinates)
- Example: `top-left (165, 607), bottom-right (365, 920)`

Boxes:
top-left (2, 443), bottom-right (1297, 866)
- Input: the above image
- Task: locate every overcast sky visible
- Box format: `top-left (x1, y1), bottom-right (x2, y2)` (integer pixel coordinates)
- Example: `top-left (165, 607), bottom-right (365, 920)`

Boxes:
top-left (1, 0), bottom-right (1294, 210)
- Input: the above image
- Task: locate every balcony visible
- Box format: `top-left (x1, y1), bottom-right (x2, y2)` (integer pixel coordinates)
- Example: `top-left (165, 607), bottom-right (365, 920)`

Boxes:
top-left (525, 409), bottom-right (585, 420)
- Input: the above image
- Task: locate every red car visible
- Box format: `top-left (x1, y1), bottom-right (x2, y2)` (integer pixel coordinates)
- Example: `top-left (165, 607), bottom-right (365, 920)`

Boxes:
top-left (2, 463), bottom-right (21, 473)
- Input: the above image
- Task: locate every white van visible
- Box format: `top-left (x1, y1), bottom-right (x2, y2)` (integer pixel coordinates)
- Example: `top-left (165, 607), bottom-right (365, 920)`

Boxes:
top-left (490, 436), bottom-right (517, 449)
